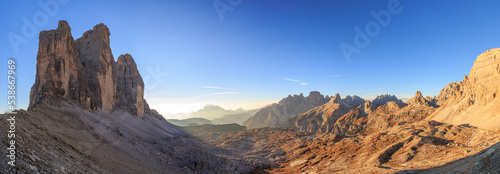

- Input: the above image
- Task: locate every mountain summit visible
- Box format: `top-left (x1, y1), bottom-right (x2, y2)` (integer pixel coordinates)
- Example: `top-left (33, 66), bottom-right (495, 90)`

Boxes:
top-left (243, 91), bottom-right (330, 129)
top-left (29, 20), bottom-right (151, 117)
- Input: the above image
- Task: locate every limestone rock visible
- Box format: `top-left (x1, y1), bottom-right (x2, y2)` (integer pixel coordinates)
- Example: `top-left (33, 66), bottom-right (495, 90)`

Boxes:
top-left (283, 94), bottom-right (354, 133)
top-left (29, 20), bottom-right (158, 118)
top-left (342, 95), bottom-right (366, 107)
top-left (244, 91), bottom-right (329, 129)
top-left (405, 91), bottom-right (436, 108)
top-left (75, 23), bottom-right (116, 113)
top-left (330, 101), bottom-right (374, 135)
top-left (308, 91), bottom-right (330, 106)
top-left (427, 48), bottom-right (500, 130)
top-left (115, 54), bottom-right (151, 117)
top-left (372, 94), bottom-right (403, 106)
top-left (29, 20), bottom-right (90, 110)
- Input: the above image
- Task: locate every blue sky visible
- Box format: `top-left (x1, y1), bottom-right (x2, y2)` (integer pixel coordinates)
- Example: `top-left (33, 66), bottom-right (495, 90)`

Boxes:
top-left (1, 0), bottom-right (499, 116)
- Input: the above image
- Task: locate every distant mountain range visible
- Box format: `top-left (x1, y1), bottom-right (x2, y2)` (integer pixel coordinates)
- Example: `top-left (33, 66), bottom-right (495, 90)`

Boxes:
top-left (190, 104), bottom-right (246, 120)
top-left (243, 91), bottom-right (330, 129)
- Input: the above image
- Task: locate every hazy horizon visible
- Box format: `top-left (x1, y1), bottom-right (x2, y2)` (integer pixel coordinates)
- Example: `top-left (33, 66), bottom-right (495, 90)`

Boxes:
top-left (2, 1), bottom-right (500, 116)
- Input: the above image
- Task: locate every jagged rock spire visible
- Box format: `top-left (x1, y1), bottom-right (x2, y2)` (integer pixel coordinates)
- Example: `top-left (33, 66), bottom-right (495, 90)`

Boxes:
top-left (29, 20), bottom-right (152, 117)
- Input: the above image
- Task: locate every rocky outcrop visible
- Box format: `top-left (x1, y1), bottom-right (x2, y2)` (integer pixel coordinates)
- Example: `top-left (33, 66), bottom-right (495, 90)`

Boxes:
top-left (427, 48), bottom-right (500, 130)
top-left (115, 54), bottom-right (151, 117)
top-left (29, 20), bottom-right (90, 110)
top-left (342, 95), bottom-right (366, 107)
top-left (308, 91), bottom-right (330, 106)
top-left (283, 93), bottom-right (354, 133)
top-left (75, 23), bottom-right (116, 113)
top-left (330, 101), bottom-right (374, 135)
top-left (244, 91), bottom-right (329, 129)
top-left (29, 20), bottom-right (154, 118)
top-left (372, 94), bottom-right (403, 106)
top-left (405, 91), bottom-right (436, 108)
top-left (282, 91), bottom-right (438, 135)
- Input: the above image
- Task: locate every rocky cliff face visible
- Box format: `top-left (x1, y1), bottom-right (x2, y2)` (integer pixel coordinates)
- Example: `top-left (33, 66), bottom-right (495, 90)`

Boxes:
top-left (244, 91), bottom-right (329, 129)
top-left (29, 20), bottom-right (152, 117)
top-left (405, 91), bottom-right (436, 108)
top-left (116, 54), bottom-right (151, 117)
top-left (283, 93), bottom-right (354, 133)
top-left (342, 95), bottom-right (366, 107)
top-left (29, 21), bottom-right (90, 110)
top-left (75, 23), bottom-right (116, 113)
top-left (428, 48), bottom-right (500, 130)
top-left (283, 91), bottom-right (437, 135)
top-left (372, 94), bottom-right (403, 106)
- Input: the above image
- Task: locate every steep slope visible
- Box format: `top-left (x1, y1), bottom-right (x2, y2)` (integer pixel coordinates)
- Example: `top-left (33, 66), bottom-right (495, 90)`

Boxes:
top-left (0, 101), bottom-right (269, 174)
top-left (427, 48), bottom-right (500, 130)
top-left (244, 91), bottom-right (329, 129)
top-left (9, 20), bottom-right (271, 173)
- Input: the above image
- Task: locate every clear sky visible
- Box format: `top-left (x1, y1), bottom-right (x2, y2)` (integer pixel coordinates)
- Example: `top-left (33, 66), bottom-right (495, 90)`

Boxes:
top-left (1, 0), bottom-right (499, 116)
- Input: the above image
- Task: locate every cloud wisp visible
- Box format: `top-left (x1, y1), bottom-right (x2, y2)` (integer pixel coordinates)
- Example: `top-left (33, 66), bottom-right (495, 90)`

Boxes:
top-left (285, 78), bottom-right (308, 85)
top-left (204, 86), bottom-right (228, 90)
top-left (196, 85), bottom-right (238, 98)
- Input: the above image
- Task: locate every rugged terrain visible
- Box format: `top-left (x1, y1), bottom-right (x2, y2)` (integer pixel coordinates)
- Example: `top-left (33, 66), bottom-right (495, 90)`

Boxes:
top-left (0, 20), bottom-right (270, 174)
top-left (1, 19), bottom-right (499, 174)
top-left (195, 49), bottom-right (500, 173)
top-left (427, 48), bottom-right (500, 130)
top-left (244, 91), bottom-right (330, 129)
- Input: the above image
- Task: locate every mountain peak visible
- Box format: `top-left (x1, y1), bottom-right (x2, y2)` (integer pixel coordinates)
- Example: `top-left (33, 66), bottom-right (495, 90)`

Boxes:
top-left (372, 94), bottom-right (402, 105)
top-left (406, 91), bottom-right (435, 107)
top-left (333, 93), bottom-right (342, 102)
top-left (29, 21), bottom-right (152, 117)
top-left (57, 20), bottom-right (70, 30)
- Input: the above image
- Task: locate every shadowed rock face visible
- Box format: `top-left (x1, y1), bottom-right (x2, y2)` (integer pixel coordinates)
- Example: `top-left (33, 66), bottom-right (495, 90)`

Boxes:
top-left (29, 20), bottom-right (151, 117)
top-left (29, 20), bottom-right (90, 110)
top-left (75, 23), bottom-right (116, 113)
top-left (116, 54), bottom-right (151, 117)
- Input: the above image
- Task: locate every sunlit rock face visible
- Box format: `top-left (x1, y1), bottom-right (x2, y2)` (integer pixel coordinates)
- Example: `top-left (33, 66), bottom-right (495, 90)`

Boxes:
top-left (30, 20), bottom-right (153, 117)
top-left (428, 48), bottom-right (500, 130)
top-left (29, 20), bottom-right (90, 110)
